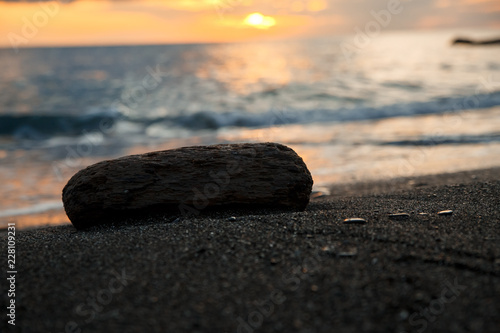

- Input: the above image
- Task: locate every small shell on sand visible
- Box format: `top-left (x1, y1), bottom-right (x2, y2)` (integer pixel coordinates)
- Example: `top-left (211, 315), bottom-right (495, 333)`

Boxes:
top-left (437, 210), bottom-right (453, 216)
top-left (343, 218), bottom-right (367, 224)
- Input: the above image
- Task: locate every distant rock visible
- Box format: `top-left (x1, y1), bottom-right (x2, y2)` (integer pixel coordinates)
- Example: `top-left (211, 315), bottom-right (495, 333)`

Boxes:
top-left (452, 37), bottom-right (500, 46)
top-left (63, 143), bottom-right (313, 229)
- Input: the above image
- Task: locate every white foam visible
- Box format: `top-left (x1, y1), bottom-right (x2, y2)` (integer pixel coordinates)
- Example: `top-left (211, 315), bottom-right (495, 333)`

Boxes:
top-left (0, 201), bottom-right (63, 218)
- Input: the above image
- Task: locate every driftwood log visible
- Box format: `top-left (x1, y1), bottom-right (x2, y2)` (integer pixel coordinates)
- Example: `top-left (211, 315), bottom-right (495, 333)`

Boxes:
top-left (63, 142), bottom-right (313, 229)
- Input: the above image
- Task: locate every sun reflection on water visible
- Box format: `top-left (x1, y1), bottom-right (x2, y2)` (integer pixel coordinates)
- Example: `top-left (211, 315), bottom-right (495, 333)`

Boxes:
top-left (195, 42), bottom-right (317, 96)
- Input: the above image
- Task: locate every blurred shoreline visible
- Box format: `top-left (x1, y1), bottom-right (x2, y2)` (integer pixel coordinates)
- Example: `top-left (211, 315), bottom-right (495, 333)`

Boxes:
top-left (2, 155), bottom-right (499, 231)
top-left (2, 105), bottom-right (500, 230)
top-left (1, 31), bottom-right (499, 229)
top-left (0, 102), bottom-right (500, 229)
top-left (2, 162), bottom-right (499, 332)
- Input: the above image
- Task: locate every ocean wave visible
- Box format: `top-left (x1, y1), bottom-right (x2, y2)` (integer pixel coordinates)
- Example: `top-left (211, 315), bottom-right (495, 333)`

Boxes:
top-left (1, 91), bottom-right (499, 140)
top-left (379, 133), bottom-right (500, 146)
top-left (0, 201), bottom-right (63, 219)
top-left (0, 111), bottom-right (120, 140)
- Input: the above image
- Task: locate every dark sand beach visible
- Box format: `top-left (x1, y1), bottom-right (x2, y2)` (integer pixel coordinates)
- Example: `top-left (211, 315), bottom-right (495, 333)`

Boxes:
top-left (2, 167), bottom-right (499, 333)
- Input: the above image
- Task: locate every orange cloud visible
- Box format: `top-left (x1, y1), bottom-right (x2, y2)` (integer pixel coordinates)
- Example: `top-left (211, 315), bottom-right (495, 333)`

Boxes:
top-left (0, 1), bottom-right (318, 47)
top-left (435, 0), bottom-right (452, 8)
top-left (108, 0), bottom-right (228, 13)
top-left (0, 0), bottom-right (498, 48)
top-left (307, 0), bottom-right (329, 12)
top-left (1, 1), bottom-right (193, 47)
top-left (460, 0), bottom-right (500, 12)
top-left (290, 0), bottom-right (329, 13)
top-left (416, 15), bottom-right (458, 29)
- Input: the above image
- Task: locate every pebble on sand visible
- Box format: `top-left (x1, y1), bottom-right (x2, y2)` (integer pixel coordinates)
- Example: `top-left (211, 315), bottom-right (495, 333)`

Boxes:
top-left (343, 218), bottom-right (367, 224)
top-left (310, 191), bottom-right (328, 199)
top-left (310, 187), bottom-right (331, 199)
top-left (437, 210), bottom-right (453, 216)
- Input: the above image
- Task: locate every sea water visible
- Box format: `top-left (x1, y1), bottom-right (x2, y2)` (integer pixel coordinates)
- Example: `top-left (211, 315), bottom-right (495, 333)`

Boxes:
top-left (1, 29), bottom-right (500, 228)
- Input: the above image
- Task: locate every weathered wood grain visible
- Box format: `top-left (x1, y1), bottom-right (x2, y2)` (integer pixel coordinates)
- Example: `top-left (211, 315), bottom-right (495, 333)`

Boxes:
top-left (63, 142), bottom-right (313, 229)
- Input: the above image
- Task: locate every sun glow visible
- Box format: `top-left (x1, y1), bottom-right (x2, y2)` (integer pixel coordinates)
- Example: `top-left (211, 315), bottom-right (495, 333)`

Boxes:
top-left (244, 12), bottom-right (276, 29)
top-left (0, 0), bottom-right (496, 48)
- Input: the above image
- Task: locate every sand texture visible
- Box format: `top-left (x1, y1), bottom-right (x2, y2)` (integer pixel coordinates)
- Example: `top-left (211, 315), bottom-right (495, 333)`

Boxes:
top-left (1, 167), bottom-right (499, 333)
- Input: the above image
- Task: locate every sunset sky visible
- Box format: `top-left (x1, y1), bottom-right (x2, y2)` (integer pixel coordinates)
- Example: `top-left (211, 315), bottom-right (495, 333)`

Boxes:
top-left (0, 0), bottom-right (499, 48)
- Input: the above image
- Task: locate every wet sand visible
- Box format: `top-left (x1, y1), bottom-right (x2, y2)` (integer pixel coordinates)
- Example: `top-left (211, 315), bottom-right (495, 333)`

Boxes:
top-left (1, 167), bottom-right (499, 333)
